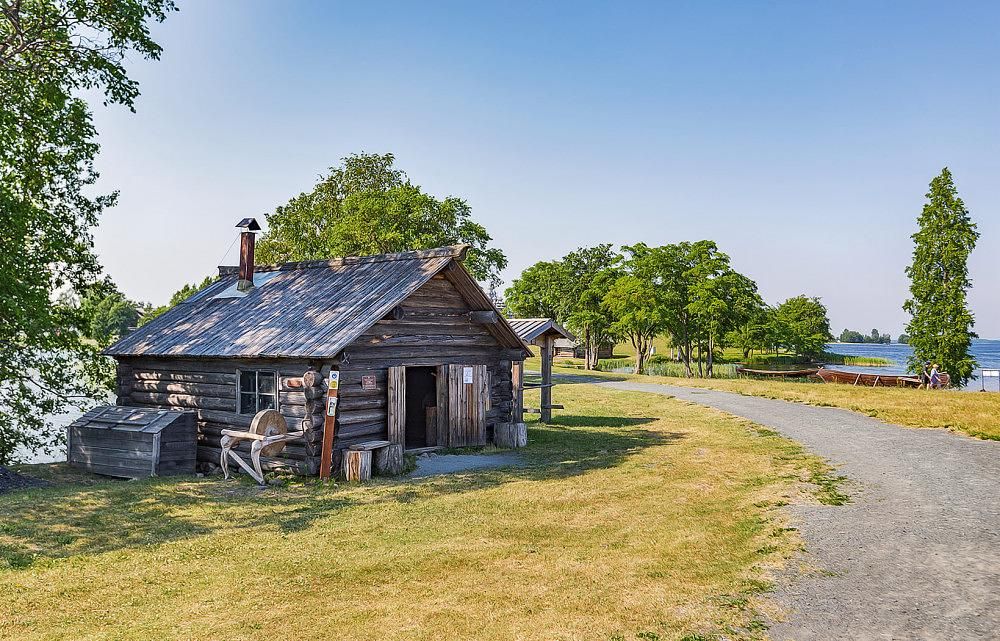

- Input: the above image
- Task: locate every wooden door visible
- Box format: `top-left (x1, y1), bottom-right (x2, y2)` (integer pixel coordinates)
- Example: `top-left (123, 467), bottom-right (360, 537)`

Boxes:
top-left (445, 364), bottom-right (488, 447)
top-left (387, 366), bottom-right (405, 446)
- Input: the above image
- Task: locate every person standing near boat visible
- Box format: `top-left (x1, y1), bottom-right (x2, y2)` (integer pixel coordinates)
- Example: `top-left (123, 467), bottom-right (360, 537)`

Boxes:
top-left (920, 361), bottom-right (932, 389)
top-left (930, 363), bottom-right (942, 389)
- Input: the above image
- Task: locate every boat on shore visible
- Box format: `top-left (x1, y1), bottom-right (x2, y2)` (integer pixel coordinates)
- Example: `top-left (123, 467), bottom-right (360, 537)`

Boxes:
top-left (736, 366), bottom-right (820, 378)
top-left (815, 368), bottom-right (950, 388)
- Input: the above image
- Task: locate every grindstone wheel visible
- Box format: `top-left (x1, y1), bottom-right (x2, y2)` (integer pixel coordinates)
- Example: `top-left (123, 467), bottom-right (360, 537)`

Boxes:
top-left (250, 409), bottom-right (288, 457)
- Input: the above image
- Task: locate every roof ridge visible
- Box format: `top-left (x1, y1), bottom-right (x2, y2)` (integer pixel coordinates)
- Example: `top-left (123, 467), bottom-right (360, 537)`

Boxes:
top-left (219, 244), bottom-right (470, 276)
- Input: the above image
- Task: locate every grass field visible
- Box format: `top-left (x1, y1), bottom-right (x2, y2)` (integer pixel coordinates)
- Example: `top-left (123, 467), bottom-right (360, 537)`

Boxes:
top-left (1, 384), bottom-right (841, 641)
top-left (646, 375), bottom-right (1000, 441)
top-left (539, 363), bottom-right (1000, 442)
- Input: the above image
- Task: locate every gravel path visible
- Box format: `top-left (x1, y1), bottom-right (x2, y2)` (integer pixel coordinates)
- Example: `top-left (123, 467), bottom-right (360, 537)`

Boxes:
top-left (409, 451), bottom-right (523, 478)
top-left (595, 380), bottom-right (1000, 641)
top-left (0, 465), bottom-right (49, 494)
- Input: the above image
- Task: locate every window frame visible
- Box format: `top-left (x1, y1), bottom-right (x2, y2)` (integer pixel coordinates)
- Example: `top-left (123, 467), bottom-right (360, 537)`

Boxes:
top-left (236, 368), bottom-right (279, 415)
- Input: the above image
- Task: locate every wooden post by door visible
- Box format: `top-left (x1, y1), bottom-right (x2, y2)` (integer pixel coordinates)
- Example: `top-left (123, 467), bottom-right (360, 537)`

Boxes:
top-left (436, 364), bottom-right (449, 447)
top-left (319, 367), bottom-right (340, 480)
top-left (541, 334), bottom-right (553, 423)
top-left (388, 366), bottom-right (405, 447)
top-left (511, 361), bottom-right (524, 423)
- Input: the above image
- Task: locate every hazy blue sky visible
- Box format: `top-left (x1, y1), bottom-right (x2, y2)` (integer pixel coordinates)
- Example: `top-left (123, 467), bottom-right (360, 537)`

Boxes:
top-left (88, 1), bottom-right (999, 337)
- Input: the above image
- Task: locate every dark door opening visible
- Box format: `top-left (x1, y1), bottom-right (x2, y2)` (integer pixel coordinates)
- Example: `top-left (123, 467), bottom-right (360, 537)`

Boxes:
top-left (404, 367), bottom-right (437, 449)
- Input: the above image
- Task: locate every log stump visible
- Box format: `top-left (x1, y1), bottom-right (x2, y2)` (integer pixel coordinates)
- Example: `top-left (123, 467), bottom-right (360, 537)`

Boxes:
top-left (374, 444), bottom-right (404, 477)
top-left (493, 422), bottom-right (528, 449)
top-left (341, 450), bottom-right (372, 482)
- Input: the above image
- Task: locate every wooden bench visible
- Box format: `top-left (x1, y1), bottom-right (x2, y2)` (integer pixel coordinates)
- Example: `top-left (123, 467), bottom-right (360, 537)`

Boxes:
top-left (342, 440), bottom-right (403, 481)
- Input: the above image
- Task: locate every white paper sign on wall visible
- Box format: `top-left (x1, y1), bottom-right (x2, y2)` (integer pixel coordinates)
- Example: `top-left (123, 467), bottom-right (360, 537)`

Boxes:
top-left (463, 366), bottom-right (473, 384)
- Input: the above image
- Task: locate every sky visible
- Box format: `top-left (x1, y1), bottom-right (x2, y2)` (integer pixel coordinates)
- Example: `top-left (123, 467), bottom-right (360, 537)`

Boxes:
top-left (88, 1), bottom-right (1000, 337)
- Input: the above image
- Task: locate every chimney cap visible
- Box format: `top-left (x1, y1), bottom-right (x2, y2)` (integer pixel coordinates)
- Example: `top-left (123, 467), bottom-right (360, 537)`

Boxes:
top-left (236, 217), bottom-right (261, 232)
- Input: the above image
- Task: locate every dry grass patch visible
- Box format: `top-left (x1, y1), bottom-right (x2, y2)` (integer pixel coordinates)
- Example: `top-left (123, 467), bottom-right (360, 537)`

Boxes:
top-left (631, 373), bottom-right (1000, 441)
top-left (1, 385), bottom-right (836, 641)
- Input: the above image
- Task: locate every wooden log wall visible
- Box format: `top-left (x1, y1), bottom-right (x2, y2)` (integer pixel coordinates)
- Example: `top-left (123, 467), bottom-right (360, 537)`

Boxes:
top-left (115, 357), bottom-right (329, 475)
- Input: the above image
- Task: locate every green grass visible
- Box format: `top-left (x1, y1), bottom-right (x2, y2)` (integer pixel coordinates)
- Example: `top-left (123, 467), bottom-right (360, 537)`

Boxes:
top-left (545, 363), bottom-right (1000, 441)
top-left (596, 357), bottom-right (740, 379)
top-left (0, 384), bottom-right (843, 641)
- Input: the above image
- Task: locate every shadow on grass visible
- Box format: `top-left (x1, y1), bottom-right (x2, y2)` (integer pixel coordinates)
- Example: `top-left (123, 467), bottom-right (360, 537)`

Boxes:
top-left (0, 413), bottom-right (683, 568)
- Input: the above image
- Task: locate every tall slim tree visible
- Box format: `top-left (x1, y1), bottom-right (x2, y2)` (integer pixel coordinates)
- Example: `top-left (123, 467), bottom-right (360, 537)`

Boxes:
top-left (904, 168), bottom-right (979, 386)
top-left (0, 0), bottom-right (175, 463)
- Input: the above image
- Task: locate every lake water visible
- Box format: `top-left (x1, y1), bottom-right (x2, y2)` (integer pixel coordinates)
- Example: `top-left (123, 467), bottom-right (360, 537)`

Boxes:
top-left (824, 339), bottom-right (1000, 390)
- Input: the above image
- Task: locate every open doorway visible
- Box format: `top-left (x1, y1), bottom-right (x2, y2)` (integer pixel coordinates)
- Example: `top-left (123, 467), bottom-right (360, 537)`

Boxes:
top-left (404, 366), bottom-right (437, 449)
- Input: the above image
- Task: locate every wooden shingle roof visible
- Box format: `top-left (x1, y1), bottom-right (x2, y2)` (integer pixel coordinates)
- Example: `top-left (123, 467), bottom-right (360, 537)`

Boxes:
top-left (106, 245), bottom-right (530, 359)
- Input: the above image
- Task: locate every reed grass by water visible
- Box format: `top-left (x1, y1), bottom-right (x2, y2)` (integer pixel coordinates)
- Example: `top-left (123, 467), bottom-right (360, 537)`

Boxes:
top-left (597, 358), bottom-right (740, 378)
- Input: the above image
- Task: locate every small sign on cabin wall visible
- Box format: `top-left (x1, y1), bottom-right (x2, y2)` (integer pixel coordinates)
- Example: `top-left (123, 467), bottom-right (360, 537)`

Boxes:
top-left (463, 366), bottom-right (474, 384)
top-left (327, 396), bottom-right (339, 416)
top-left (361, 375), bottom-right (377, 391)
top-left (328, 371), bottom-right (340, 390)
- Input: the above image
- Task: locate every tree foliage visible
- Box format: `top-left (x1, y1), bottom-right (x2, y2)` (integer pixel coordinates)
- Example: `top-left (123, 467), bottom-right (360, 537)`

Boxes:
top-left (256, 153), bottom-right (507, 288)
top-left (77, 278), bottom-right (141, 345)
top-left (505, 245), bottom-right (621, 369)
top-left (507, 241), bottom-right (794, 377)
top-left (141, 275), bottom-right (217, 325)
top-left (0, 0), bottom-right (175, 463)
top-left (773, 296), bottom-right (833, 357)
top-left (603, 275), bottom-right (663, 375)
top-left (903, 168), bottom-right (979, 386)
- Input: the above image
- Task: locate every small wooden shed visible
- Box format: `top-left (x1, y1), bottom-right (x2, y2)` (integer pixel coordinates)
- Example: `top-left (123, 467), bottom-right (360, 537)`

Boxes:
top-left (103, 230), bottom-right (532, 480)
top-left (507, 318), bottom-right (576, 422)
top-left (67, 406), bottom-right (197, 478)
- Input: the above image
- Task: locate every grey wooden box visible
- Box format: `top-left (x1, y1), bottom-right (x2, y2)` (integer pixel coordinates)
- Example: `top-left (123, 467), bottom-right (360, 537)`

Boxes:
top-left (67, 406), bottom-right (197, 479)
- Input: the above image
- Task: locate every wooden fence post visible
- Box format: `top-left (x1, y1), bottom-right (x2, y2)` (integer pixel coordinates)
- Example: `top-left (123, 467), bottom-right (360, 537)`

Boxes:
top-left (541, 334), bottom-right (553, 423)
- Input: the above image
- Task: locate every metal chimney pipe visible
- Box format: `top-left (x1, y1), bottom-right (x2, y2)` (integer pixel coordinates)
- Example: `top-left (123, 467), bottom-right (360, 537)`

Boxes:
top-left (235, 218), bottom-right (261, 292)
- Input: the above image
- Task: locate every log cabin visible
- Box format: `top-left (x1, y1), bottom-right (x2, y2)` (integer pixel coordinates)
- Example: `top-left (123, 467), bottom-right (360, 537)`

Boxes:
top-left (103, 221), bottom-right (532, 478)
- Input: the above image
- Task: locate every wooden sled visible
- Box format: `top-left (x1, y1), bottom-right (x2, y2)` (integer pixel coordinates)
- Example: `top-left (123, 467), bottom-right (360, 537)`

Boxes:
top-left (220, 409), bottom-right (305, 485)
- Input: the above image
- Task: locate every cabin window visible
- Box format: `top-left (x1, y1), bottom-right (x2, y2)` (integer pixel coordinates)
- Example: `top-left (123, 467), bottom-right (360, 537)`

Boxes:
top-left (238, 370), bottom-right (278, 414)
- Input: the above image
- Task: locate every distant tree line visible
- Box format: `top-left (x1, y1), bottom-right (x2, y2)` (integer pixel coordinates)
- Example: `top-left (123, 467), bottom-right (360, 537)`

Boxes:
top-left (838, 328), bottom-right (892, 344)
top-left (505, 242), bottom-right (833, 376)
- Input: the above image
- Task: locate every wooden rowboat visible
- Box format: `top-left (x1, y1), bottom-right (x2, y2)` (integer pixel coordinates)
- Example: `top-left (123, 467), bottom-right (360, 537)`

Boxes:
top-left (736, 366), bottom-right (820, 378)
top-left (815, 368), bottom-right (950, 388)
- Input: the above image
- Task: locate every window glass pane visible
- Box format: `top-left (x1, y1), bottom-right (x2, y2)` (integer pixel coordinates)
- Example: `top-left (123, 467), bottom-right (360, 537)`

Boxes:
top-left (239, 371), bottom-right (256, 393)
top-left (257, 372), bottom-right (275, 394)
top-left (240, 393), bottom-right (257, 415)
top-left (258, 394), bottom-right (276, 411)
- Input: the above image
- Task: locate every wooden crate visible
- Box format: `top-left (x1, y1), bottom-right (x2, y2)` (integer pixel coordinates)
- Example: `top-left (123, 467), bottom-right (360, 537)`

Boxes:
top-left (67, 406), bottom-right (197, 479)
